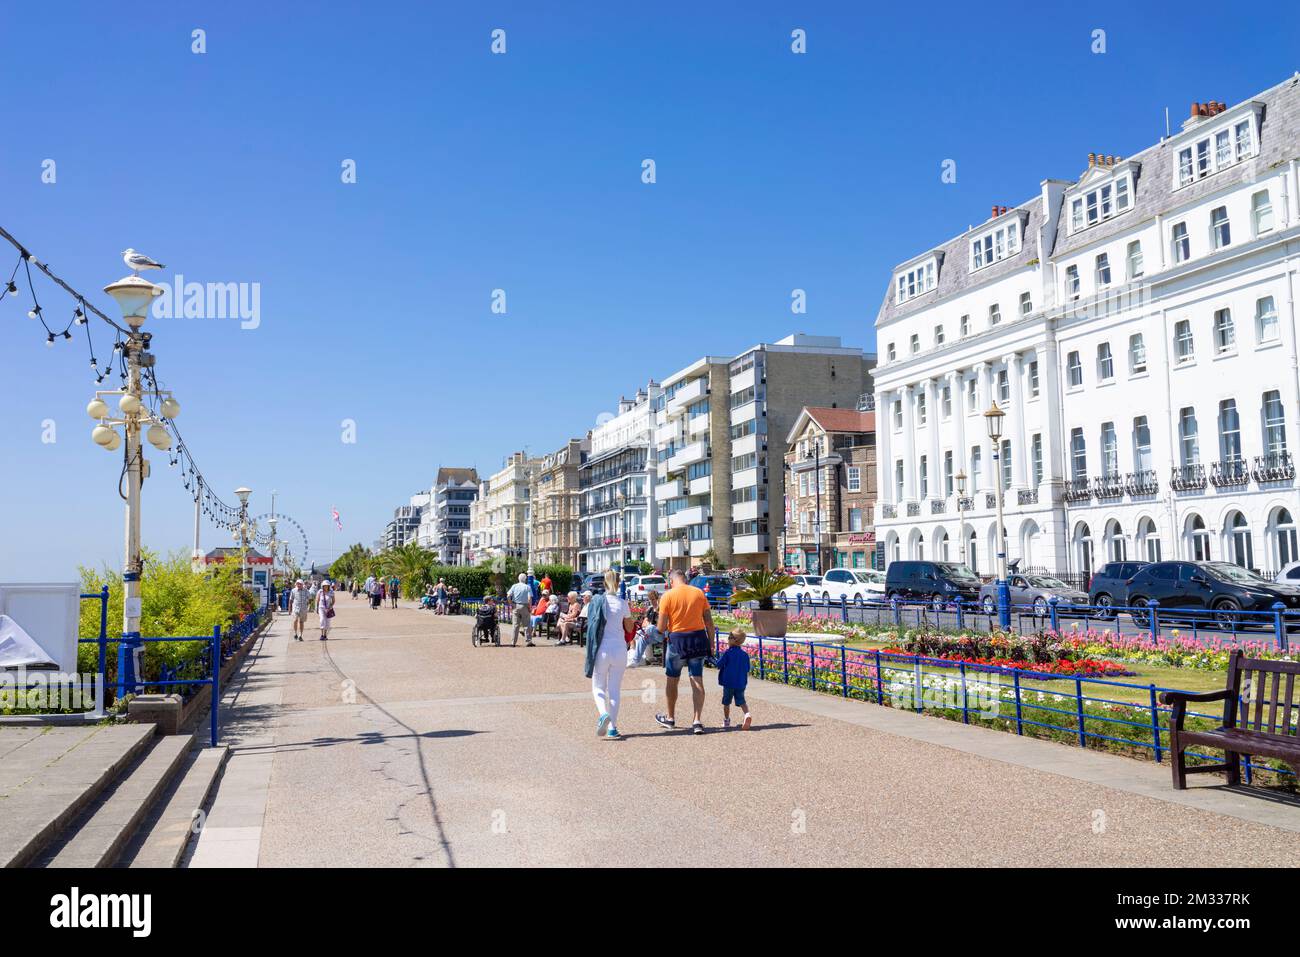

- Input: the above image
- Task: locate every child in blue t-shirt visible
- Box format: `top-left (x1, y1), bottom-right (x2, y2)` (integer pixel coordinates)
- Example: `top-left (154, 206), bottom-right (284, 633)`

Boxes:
top-left (716, 629), bottom-right (753, 730)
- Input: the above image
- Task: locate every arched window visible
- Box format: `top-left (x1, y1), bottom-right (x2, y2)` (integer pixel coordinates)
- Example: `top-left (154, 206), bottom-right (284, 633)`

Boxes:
top-left (1137, 517), bottom-right (1162, 562)
top-left (1274, 508), bottom-right (1298, 567)
top-left (1188, 513), bottom-right (1211, 561)
top-left (968, 531), bottom-right (978, 573)
top-left (1227, 511), bottom-right (1254, 569)
top-left (936, 528), bottom-right (950, 562)
top-left (1106, 520), bottom-right (1127, 561)
top-left (1075, 522), bottom-right (1093, 574)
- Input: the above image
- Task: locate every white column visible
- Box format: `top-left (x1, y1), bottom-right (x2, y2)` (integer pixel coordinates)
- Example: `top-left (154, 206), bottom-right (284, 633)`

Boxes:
top-left (950, 369), bottom-right (966, 500)
top-left (975, 361), bottom-right (991, 492)
top-left (900, 385), bottom-right (916, 500)
top-left (926, 378), bottom-right (941, 500)
top-left (876, 390), bottom-right (893, 507)
top-left (1009, 352), bottom-right (1028, 488)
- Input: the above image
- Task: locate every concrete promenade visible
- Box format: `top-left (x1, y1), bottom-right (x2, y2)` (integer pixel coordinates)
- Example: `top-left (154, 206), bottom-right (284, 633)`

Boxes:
top-left (188, 597), bottom-right (1300, 867)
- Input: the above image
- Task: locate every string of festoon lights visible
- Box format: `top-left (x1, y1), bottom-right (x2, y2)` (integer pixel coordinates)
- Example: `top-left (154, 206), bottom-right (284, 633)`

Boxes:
top-left (2, 224), bottom-right (246, 534)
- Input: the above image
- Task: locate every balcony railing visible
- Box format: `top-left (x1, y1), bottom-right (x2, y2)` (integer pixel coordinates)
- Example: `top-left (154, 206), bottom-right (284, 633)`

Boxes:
top-left (984, 492), bottom-right (998, 509)
top-left (930, 499), bottom-right (946, 514)
top-left (1124, 469), bottom-right (1159, 496)
top-left (1210, 459), bottom-right (1249, 488)
top-left (957, 496), bottom-right (974, 511)
top-left (1092, 474), bottom-right (1123, 499)
top-left (906, 501), bottom-right (920, 517)
top-left (1064, 477), bottom-right (1091, 502)
top-left (882, 504), bottom-right (897, 519)
top-left (1253, 451), bottom-right (1296, 483)
top-left (1170, 463), bottom-right (1206, 491)
top-left (1017, 489), bottom-right (1038, 505)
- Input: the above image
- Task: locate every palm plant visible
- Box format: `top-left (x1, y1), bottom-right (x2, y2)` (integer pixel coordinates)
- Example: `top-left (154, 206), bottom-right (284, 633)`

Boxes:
top-left (729, 567), bottom-right (796, 611)
top-left (380, 541), bottom-right (435, 598)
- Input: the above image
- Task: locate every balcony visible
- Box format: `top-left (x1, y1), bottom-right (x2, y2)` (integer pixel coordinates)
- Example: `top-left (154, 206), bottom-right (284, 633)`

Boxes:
top-left (1064, 478), bottom-right (1091, 502)
top-left (729, 365), bottom-right (757, 394)
top-left (957, 496), bottom-right (974, 511)
top-left (881, 504), bottom-right (897, 519)
top-left (658, 477), bottom-right (684, 499)
top-left (1210, 459), bottom-right (1249, 488)
top-left (1170, 463), bottom-right (1207, 491)
top-left (689, 537), bottom-right (714, 558)
top-left (930, 499), bottom-right (947, 514)
top-left (665, 377), bottom-right (707, 417)
top-left (733, 534), bottom-right (769, 555)
top-left (666, 440), bottom-right (709, 472)
top-left (984, 492), bottom-right (998, 509)
top-left (1017, 489), bottom-right (1039, 505)
top-left (731, 432), bottom-right (759, 459)
top-left (729, 401), bottom-right (759, 428)
top-left (654, 538), bottom-right (686, 560)
top-left (732, 499), bottom-right (765, 522)
top-left (1124, 469), bottom-right (1159, 496)
top-left (906, 501), bottom-right (920, 517)
top-left (1093, 474), bottom-right (1123, 499)
top-left (667, 505), bottom-right (711, 530)
top-left (687, 413), bottom-right (711, 438)
top-left (688, 474), bottom-right (712, 496)
top-left (1253, 451), bottom-right (1296, 483)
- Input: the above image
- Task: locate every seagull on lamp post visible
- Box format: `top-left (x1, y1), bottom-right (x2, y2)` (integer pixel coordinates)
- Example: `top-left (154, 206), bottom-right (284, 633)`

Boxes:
top-left (122, 248), bottom-right (166, 275)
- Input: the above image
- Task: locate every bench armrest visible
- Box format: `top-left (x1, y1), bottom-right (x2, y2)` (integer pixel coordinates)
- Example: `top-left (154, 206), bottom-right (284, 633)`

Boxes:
top-left (1158, 688), bottom-right (1231, 705)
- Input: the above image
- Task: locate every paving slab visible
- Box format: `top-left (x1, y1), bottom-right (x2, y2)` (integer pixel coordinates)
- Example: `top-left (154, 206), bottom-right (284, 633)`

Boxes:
top-left (190, 600), bottom-right (1300, 868)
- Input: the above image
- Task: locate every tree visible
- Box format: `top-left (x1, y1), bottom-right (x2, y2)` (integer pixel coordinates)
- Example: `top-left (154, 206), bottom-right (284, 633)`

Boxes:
top-left (380, 541), bottom-right (435, 598)
top-left (330, 543), bottom-right (371, 583)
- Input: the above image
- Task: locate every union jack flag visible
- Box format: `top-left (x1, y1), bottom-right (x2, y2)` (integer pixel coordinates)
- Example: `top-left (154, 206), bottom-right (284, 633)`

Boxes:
top-left (331, 507), bottom-right (343, 531)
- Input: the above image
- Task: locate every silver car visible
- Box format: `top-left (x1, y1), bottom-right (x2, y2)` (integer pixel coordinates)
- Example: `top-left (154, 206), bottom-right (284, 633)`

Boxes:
top-left (978, 574), bottom-right (1088, 616)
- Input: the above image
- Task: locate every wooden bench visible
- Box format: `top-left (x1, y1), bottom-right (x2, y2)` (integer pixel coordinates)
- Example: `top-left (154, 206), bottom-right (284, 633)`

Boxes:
top-left (1159, 649), bottom-right (1300, 789)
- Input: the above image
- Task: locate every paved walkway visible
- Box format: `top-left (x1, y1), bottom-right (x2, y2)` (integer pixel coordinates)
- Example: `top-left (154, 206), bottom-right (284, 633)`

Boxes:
top-left (189, 597), bottom-right (1300, 867)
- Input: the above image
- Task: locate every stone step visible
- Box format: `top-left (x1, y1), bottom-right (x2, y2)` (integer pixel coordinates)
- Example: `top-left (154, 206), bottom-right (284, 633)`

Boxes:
top-left (38, 732), bottom-right (196, 868)
top-left (0, 723), bottom-right (157, 869)
top-left (119, 746), bottom-right (229, 868)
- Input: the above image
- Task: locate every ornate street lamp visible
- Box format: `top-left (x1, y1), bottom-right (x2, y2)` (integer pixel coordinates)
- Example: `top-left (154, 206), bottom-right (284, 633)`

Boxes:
top-left (955, 469), bottom-right (968, 566)
top-left (984, 403), bottom-right (1010, 628)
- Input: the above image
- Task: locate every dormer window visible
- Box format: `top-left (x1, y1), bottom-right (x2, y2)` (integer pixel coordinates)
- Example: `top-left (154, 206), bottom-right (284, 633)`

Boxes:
top-left (1174, 111), bottom-right (1259, 189)
top-left (970, 219), bottom-right (1020, 271)
top-left (1069, 171), bottom-right (1133, 234)
top-left (895, 257), bottom-right (937, 304)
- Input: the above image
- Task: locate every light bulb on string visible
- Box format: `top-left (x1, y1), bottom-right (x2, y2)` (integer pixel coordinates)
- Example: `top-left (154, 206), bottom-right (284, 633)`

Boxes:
top-left (45, 334), bottom-right (54, 347)
top-left (29, 306), bottom-right (41, 319)
top-left (6, 282), bottom-right (17, 296)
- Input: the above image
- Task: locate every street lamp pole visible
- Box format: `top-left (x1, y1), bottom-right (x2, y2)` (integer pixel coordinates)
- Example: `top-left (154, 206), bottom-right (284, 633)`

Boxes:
top-left (956, 470), bottom-right (968, 566)
top-left (97, 273), bottom-right (166, 696)
top-left (235, 487), bottom-right (253, 584)
top-left (984, 403), bottom-right (1010, 629)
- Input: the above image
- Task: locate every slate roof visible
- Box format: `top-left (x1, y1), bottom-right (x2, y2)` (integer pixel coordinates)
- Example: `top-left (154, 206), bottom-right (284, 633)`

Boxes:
top-left (875, 196), bottom-right (1045, 328)
top-left (873, 72), bottom-right (1300, 328)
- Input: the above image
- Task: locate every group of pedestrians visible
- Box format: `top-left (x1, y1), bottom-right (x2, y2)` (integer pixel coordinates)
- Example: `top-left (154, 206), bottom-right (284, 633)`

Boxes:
top-left (582, 568), bottom-right (751, 740)
top-left (286, 577), bottom-right (336, 642)
top-left (352, 574), bottom-right (401, 610)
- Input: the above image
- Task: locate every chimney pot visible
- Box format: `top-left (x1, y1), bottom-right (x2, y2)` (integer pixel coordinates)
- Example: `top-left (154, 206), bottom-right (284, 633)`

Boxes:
top-left (991, 205), bottom-right (998, 218)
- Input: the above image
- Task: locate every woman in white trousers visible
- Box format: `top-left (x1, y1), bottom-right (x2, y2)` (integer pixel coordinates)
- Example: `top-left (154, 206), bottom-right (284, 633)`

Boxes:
top-left (584, 569), bottom-right (634, 739)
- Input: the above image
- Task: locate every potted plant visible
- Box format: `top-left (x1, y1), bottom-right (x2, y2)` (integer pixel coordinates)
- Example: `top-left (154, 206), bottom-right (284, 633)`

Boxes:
top-left (730, 567), bottom-right (796, 637)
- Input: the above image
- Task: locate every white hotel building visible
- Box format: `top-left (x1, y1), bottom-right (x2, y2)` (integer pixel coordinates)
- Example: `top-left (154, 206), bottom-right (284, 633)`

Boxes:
top-left (874, 74), bottom-right (1300, 580)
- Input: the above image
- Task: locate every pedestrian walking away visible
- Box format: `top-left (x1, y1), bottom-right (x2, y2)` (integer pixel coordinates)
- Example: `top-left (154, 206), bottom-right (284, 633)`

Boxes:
top-left (287, 578), bottom-right (312, 641)
top-left (716, 629), bottom-right (753, 730)
top-left (389, 576), bottom-right (400, 608)
top-left (585, 569), bottom-right (635, 740)
top-left (507, 573), bottom-right (535, 646)
top-left (317, 580), bottom-right (337, 641)
top-left (654, 568), bottom-right (715, 734)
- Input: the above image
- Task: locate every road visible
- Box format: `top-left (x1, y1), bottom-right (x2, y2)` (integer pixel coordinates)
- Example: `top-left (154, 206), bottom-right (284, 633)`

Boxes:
top-left (186, 597), bottom-right (1300, 867)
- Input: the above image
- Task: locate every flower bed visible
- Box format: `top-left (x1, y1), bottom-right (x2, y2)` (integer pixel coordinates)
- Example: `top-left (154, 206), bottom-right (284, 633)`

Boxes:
top-left (879, 648), bottom-right (1133, 677)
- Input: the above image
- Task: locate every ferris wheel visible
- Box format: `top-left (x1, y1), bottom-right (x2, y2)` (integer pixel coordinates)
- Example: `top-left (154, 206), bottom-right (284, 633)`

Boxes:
top-left (252, 512), bottom-right (310, 571)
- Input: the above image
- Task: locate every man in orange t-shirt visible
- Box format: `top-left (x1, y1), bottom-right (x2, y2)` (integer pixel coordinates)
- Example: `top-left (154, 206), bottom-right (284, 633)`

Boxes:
top-left (654, 569), bottom-right (715, 734)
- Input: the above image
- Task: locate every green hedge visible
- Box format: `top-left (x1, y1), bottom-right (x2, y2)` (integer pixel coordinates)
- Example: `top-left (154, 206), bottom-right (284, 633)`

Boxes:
top-left (422, 563), bottom-right (575, 598)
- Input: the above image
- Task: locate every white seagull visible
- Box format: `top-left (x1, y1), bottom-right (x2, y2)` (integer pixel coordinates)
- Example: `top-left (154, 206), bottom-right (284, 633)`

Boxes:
top-left (122, 248), bottom-right (166, 274)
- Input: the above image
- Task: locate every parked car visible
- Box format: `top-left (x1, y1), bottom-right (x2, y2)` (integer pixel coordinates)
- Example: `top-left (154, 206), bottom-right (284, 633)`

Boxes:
top-left (884, 561), bottom-right (982, 606)
top-left (625, 574), bottom-right (667, 598)
top-left (1276, 561), bottom-right (1300, 584)
top-left (689, 574), bottom-right (734, 603)
top-left (978, 573), bottom-right (1088, 616)
top-left (1123, 560), bottom-right (1300, 627)
top-left (1087, 561), bottom-right (1149, 617)
top-left (777, 574), bottom-right (823, 604)
top-left (819, 567), bottom-right (886, 605)
top-left (578, 572), bottom-right (606, 594)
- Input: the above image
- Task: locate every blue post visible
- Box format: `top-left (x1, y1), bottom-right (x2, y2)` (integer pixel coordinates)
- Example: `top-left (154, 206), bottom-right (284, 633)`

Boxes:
top-left (840, 594), bottom-right (848, 623)
top-left (1149, 599), bottom-right (1160, 641)
top-left (1148, 684), bottom-right (1162, 762)
top-left (757, 636), bottom-right (765, 680)
top-left (809, 641), bottom-right (816, 692)
top-left (210, 625), bottom-right (221, 748)
top-left (996, 577), bottom-right (1011, 630)
top-left (1075, 677), bottom-right (1087, 747)
top-left (873, 649), bottom-right (883, 704)
top-left (955, 599), bottom-right (965, 631)
top-left (1048, 596), bottom-right (1059, 633)
top-left (891, 597), bottom-right (901, 627)
top-left (782, 637), bottom-right (789, 685)
top-left (959, 661), bottom-right (969, 723)
top-left (840, 645), bottom-right (848, 698)
top-left (796, 593), bottom-right (802, 617)
top-left (1012, 671), bottom-right (1023, 734)
top-left (96, 585), bottom-right (109, 701)
top-left (117, 574), bottom-right (142, 699)
top-left (1272, 602), bottom-right (1286, 649)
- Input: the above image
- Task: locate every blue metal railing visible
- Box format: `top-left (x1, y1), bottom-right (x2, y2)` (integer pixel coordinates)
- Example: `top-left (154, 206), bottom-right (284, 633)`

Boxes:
top-left (708, 628), bottom-right (1291, 783)
top-left (734, 593), bottom-right (1298, 649)
top-left (76, 590), bottom-right (266, 747)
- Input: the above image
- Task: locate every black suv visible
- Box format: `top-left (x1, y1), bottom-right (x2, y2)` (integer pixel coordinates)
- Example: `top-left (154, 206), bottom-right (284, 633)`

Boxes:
top-left (1087, 561), bottom-right (1149, 617)
top-left (885, 561), bottom-right (982, 605)
top-left (1123, 561), bottom-right (1300, 627)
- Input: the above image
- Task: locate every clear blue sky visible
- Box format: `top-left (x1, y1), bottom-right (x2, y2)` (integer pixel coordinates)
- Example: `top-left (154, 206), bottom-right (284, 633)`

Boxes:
top-left (2, 0), bottom-right (1297, 578)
